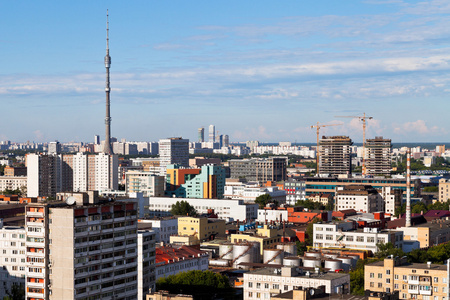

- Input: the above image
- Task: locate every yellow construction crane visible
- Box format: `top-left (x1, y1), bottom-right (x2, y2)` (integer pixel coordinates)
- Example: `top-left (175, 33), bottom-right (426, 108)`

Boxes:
top-left (334, 113), bottom-right (373, 176)
top-left (310, 122), bottom-right (343, 174)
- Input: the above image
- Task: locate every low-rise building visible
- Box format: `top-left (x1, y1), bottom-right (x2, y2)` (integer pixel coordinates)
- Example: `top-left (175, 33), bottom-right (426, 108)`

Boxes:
top-left (0, 176), bottom-right (27, 192)
top-left (439, 178), bottom-right (450, 203)
top-left (155, 245), bottom-right (208, 280)
top-left (229, 225), bottom-right (281, 255)
top-left (335, 185), bottom-right (384, 213)
top-left (243, 267), bottom-right (350, 300)
top-left (170, 216), bottom-right (225, 245)
top-left (364, 256), bottom-right (449, 299)
top-left (148, 197), bottom-right (258, 222)
top-left (287, 207), bottom-right (332, 224)
top-left (257, 208), bottom-right (289, 224)
top-left (306, 193), bottom-right (333, 206)
top-left (284, 178), bottom-right (306, 205)
top-left (139, 217), bottom-right (178, 245)
top-left (313, 222), bottom-right (404, 254)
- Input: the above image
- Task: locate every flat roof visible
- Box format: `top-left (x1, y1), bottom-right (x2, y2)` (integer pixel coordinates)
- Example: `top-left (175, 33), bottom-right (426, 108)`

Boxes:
top-left (247, 267), bottom-right (349, 280)
top-left (368, 260), bottom-right (447, 271)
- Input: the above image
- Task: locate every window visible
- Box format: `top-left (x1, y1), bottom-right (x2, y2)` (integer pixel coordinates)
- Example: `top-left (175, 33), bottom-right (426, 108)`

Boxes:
top-left (378, 273), bottom-right (382, 279)
top-left (370, 282), bottom-right (374, 287)
top-left (356, 236), bottom-right (364, 242)
top-left (394, 284), bottom-right (398, 289)
top-left (326, 235), bottom-right (333, 240)
top-left (378, 283), bottom-right (382, 288)
top-left (248, 282), bottom-right (253, 288)
top-left (386, 279), bottom-right (390, 283)
top-left (394, 275), bottom-right (399, 280)
top-left (370, 273), bottom-right (374, 278)
top-left (256, 283), bottom-right (261, 289)
top-left (434, 277), bottom-right (439, 283)
top-left (386, 270), bottom-right (390, 275)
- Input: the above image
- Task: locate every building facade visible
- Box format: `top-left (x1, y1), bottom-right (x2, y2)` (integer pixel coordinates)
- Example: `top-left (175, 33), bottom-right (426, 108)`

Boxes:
top-left (125, 171), bottom-right (165, 197)
top-left (159, 138), bottom-right (189, 174)
top-left (335, 185), bottom-right (384, 213)
top-left (25, 197), bottom-right (139, 300)
top-left (365, 137), bottom-right (392, 176)
top-left (364, 257), bottom-right (449, 299)
top-left (318, 136), bottom-right (353, 176)
top-left (229, 157), bottom-right (287, 182)
top-left (155, 246), bottom-right (208, 281)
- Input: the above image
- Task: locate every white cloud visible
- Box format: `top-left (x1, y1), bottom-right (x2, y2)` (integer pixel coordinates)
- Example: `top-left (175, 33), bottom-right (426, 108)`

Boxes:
top-left (393, 120), bottom-right (444, 135)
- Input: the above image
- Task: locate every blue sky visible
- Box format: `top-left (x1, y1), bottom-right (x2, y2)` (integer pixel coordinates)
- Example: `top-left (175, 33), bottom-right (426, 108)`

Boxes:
top-left (1, 0), bottom-right (450, 143)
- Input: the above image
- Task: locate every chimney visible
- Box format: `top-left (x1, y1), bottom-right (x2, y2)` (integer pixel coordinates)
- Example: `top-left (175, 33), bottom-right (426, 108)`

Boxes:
top-left (406, 148), bottom-right (411, 227)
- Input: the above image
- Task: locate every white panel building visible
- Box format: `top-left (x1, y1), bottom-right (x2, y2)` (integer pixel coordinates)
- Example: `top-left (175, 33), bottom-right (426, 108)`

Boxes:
top-left (139, 218), bottom-right (178, 245)
top-left (0, 220), bottom-right (27, 299)
top-left (159, 138), bottom-right (189, 175)
top-left (148, 197), bottom-right (258, 222)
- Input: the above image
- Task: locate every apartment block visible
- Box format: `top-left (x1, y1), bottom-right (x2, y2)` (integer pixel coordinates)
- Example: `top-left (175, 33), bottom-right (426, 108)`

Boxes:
top-left (284, 178), bottom-right (306, 205)
top-left (365, 137), bottom-right (392, 176)
top-left (318, 136), bottom-right (353, 176)
top-left (138, 223), bottom-right (156, 300)
top-left (4, 166), bottom-right (27, 177)
top-left (439, 178), bottom-right (450, 203)
top-left (25, 195), bottom-right (140, 300)
top-left (0, 220), bottom-right (26, 299)
top-left (229, 157), bottom-right (287, 182)
top-left (0, 176), bottom-right (27, 192)
top-left (159, 138), bottom-right (189, 175)
top-left (364, 256), bottom-right (449, 299)
top-left (335, 185), bottom-right (384, 213)
top-left (125, 171), bottom-right (165, 197)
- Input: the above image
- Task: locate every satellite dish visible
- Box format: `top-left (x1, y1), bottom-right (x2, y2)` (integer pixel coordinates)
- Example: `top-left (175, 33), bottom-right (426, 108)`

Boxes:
top-left (310, 289), bottom-right (315, 295)
top-left (65, 196), bottom-right (76, 206)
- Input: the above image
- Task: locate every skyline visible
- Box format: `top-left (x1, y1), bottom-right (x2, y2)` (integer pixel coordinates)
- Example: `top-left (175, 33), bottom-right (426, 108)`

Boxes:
top-left (1, 1), bottom-right (450, 143)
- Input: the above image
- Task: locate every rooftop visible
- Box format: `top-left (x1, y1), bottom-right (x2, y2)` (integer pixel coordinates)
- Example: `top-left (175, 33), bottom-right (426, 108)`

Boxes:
top-left (368, 260), bottom-right (447, 271)
top-left (247, 267), bottom-right (349, 280)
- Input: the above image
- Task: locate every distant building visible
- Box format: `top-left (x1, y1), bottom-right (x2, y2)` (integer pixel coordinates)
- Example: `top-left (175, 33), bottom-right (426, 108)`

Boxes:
top-left (170, 216), bottom-right (226, 245)
top-left (284, 178), bottom-right (306, 205)
top-left (189, 157), bottom-right (221, 168)
top-left (319, 136), bottom-right (353, 176)
top-left (125, 171), bottom-right (165, 197)
top-left (198, 127), bottom-right (204, 143)
top-left (229, 157), bottom-right (287, 182)
top-left (159, 138), bottom-right (189, 174)
top-left (3, 166), bottom-right (27, 177)
top-left (439, 178), bottom-right (450, 203)
top-left (47, 141), bottom-right (61, 155)
top-left (209, 125), bottom-right (215, 143)
top-left (0, 176), bottom-right (27, 192)
top-left (139, 217), bottom-right (178, 244)
top-left (365, 137), bottom-right (391, 176)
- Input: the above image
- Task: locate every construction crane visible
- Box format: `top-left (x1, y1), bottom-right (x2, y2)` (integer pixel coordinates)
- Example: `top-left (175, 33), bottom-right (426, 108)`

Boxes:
top-left (310, 122), bottom-right (343, 174)
top-left (335, 113), bottom-right (373, 176)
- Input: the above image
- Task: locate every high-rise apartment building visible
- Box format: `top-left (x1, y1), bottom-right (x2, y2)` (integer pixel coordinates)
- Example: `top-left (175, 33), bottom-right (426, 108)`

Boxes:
top-left (137, 223), bottom-right (156, 300)
top-left (72, 153), bottom-right (118, 193)
top-left (125, 171), bottom-right (165, 197)
top-left (208, 125), bottom-right (215, 143)
top-left (26, 153), bottom-right (73, 198)
top-left (158, 138), bottom-right (189, 174)
top-left (318, 136), bottom-right (353, 176)
top-left (47, 142), bottom-right (61, 155)
top-left (198, 127), bottom-right (204, 143)
top-left (224, 135), bottom-right (229, 148)
top-left (94, 135), bottom-right (100, 145)
top-left (365, 137), bottom-right (391, 176)
top-left (229, 157), bottom-right (287, 182)
top-left (25, 194), bottom-right (140, 300)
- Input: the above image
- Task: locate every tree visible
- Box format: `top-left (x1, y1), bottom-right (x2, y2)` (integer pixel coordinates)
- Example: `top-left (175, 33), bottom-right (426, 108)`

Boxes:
top-left (375, 242), bottom-right (405, 259)
top-left (3, 283), bottom-right (25, 300)
top-left (424, 186), bottom-right (438, 193)
top-left (305, 218), bottom-right (321, 246)
top-left (255, 194), bottom-right (272, 209)
top-left (171, 200), bottom-right (197, 216)
top-left (156, 270), bottom-right (234, 300)
top-left (296, 241), bottom-right (308, 256)
top-left (411, 202), bottom-right (428, 214)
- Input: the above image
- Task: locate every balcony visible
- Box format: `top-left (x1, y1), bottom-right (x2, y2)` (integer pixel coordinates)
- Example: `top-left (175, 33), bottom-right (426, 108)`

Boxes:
top-left (27, 281), bottom-right (45, 288)
top-left (26, 271), bottom-right (45, 278)
top-left (408, 289), bottom-right (419, 295)
top-left (27, 291), bottom-right (45, 299)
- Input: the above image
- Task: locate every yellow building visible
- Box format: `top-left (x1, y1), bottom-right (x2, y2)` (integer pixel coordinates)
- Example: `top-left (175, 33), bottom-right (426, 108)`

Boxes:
top-left (229, 225), bottom-right (280, 255)
top-left (171, 216), bottom-right (225, 245)
top-left (439, 178), bottom-right (450, 203)
top-left (364, 256), bottom-right (449, 300)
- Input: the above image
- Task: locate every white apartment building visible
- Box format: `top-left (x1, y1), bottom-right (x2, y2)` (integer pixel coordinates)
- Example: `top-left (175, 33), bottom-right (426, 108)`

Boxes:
top-left (257, 209), bottom-right (288, 223)
top-left (243, 267), bottom-right (350, 300)
top-left (252, 146), bottom-right (315, 158)
top-left (139, 218), bottom-right (178, 245)
top-left (380, 186), bottom-right (402, 215)
top-left (159, 138), bottom-right (189, 175)
top-left (0, 220), bottom-right (26, 299)
top-left (313, 222), bottom-right (403, 254)
top-left (125, 171), bottom-right (165, 197)
top-left (335, 185), bottom-right (384, 213)
top-left (72, 152), bottom-right (118, 193)
top-left (25, 196), bottom-right (141, 300)
top-left (148, 197), bottom-right (258, 222)
top-left (224, 182), bottom-right (286, 203)
top-left (0, 176), bottom-right (27, 192)
top-left (137, 224), bottom-right (156, 300)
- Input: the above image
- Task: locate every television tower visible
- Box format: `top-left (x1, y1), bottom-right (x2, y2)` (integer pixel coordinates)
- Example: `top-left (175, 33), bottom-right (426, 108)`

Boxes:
top-left (103, 10), bottom-right (113, 154)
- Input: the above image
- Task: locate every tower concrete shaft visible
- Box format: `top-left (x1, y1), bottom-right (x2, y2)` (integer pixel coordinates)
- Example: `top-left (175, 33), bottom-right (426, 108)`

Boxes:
top-left (103, 10), bottom-right (113, 154)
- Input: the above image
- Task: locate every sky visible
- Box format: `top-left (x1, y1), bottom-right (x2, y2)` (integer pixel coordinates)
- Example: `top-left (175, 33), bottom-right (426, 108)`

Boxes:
top-left (1, 0), bottom-right (450, 144)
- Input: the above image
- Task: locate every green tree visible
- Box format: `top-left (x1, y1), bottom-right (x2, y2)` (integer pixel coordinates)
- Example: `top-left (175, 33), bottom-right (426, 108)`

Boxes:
top-left (423, 186), bottom-right (438, 192)
top-left (171, 201), bottom-right (197, 216)
top-left (295, 200), bottom-right (324, 210)
top-left (156, 270), bottom-right (234, 300)
top-left (255, 194), bottom-right (272, 209)
top-left (375, 242), bottom-right (405, 259)
top-left (3, 283), bottom-right (25, 300)
top-left (411, 202), bottom-right (428, 214)
top-left (350, 258), bottom-right (382, 295)
top-left (305, 218), bottom-right (321, 246)
top-left (296, 241), bottom-right (308, 256)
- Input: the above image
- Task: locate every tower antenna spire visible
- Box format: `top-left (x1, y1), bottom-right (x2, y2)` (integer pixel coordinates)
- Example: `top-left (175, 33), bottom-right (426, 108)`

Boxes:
top-left (103, 9), bottom-right (113, 154)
